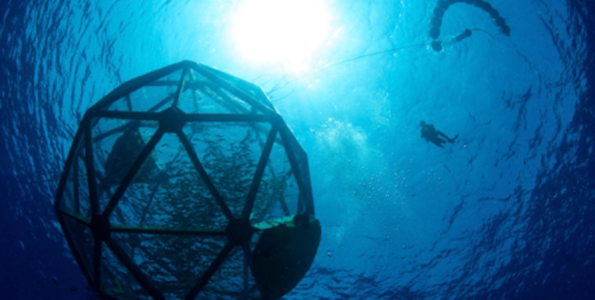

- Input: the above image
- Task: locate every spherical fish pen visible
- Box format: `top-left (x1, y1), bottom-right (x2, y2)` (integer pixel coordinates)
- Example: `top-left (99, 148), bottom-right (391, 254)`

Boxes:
top-left (53, 61), bottom-right (320, 299)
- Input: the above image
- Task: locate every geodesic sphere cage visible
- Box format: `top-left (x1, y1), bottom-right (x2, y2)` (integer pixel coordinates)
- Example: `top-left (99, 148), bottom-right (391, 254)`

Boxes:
top-left (53, 61), bottom-right (319, 299)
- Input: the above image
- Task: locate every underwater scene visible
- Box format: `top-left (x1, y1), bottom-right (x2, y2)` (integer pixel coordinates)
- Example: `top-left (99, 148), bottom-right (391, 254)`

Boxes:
top-left (1, 0), bottom-right (595, 299)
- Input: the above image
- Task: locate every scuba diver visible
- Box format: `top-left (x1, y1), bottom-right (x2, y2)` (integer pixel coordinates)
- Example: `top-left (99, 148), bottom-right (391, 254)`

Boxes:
top-left (420, 121), bottom-right (458, 148)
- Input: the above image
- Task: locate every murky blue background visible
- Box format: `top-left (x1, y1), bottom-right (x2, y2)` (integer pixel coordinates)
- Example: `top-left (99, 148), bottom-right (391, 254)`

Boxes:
top-left (1, 0), bottom-right (595, 298)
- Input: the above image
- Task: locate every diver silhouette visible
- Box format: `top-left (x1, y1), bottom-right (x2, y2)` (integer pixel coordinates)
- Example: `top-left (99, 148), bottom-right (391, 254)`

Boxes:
top-left (420, 121), bottom-right (458, 148)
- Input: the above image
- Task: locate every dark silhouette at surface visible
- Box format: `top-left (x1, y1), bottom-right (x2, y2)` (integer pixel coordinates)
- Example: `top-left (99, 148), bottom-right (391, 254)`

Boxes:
top-left (420, 121), bottom-right (458, 148)
top-left (429, 0), bottom-right (511, 52)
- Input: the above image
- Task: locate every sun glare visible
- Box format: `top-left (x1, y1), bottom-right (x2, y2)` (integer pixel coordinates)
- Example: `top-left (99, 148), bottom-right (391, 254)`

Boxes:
top-left (230, 0), bottom-right (330, 69)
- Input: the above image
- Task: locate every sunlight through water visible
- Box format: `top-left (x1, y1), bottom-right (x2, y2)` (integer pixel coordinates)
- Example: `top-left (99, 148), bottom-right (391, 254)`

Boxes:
top-left (229, 0), bottom-right (331, 71)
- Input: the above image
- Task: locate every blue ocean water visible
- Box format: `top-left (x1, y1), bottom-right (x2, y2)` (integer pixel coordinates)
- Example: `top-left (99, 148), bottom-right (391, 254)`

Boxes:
top-left (1, 0), bottom-right (594, 299)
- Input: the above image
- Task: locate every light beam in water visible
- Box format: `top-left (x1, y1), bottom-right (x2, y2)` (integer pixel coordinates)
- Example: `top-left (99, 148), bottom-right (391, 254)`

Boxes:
top-left (230, 0), bottom-right (330, 70)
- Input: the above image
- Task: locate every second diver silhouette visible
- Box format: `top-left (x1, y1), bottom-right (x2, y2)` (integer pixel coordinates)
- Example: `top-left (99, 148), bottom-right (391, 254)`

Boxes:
top-left (420, 121), bottom-right (458, 148)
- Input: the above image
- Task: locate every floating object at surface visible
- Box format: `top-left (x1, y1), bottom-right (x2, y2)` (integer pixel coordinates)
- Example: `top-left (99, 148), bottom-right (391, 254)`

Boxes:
top-left (53, 60), bottom-right (319, 299)
top-left (429, 0), bottom-right (511, 52)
